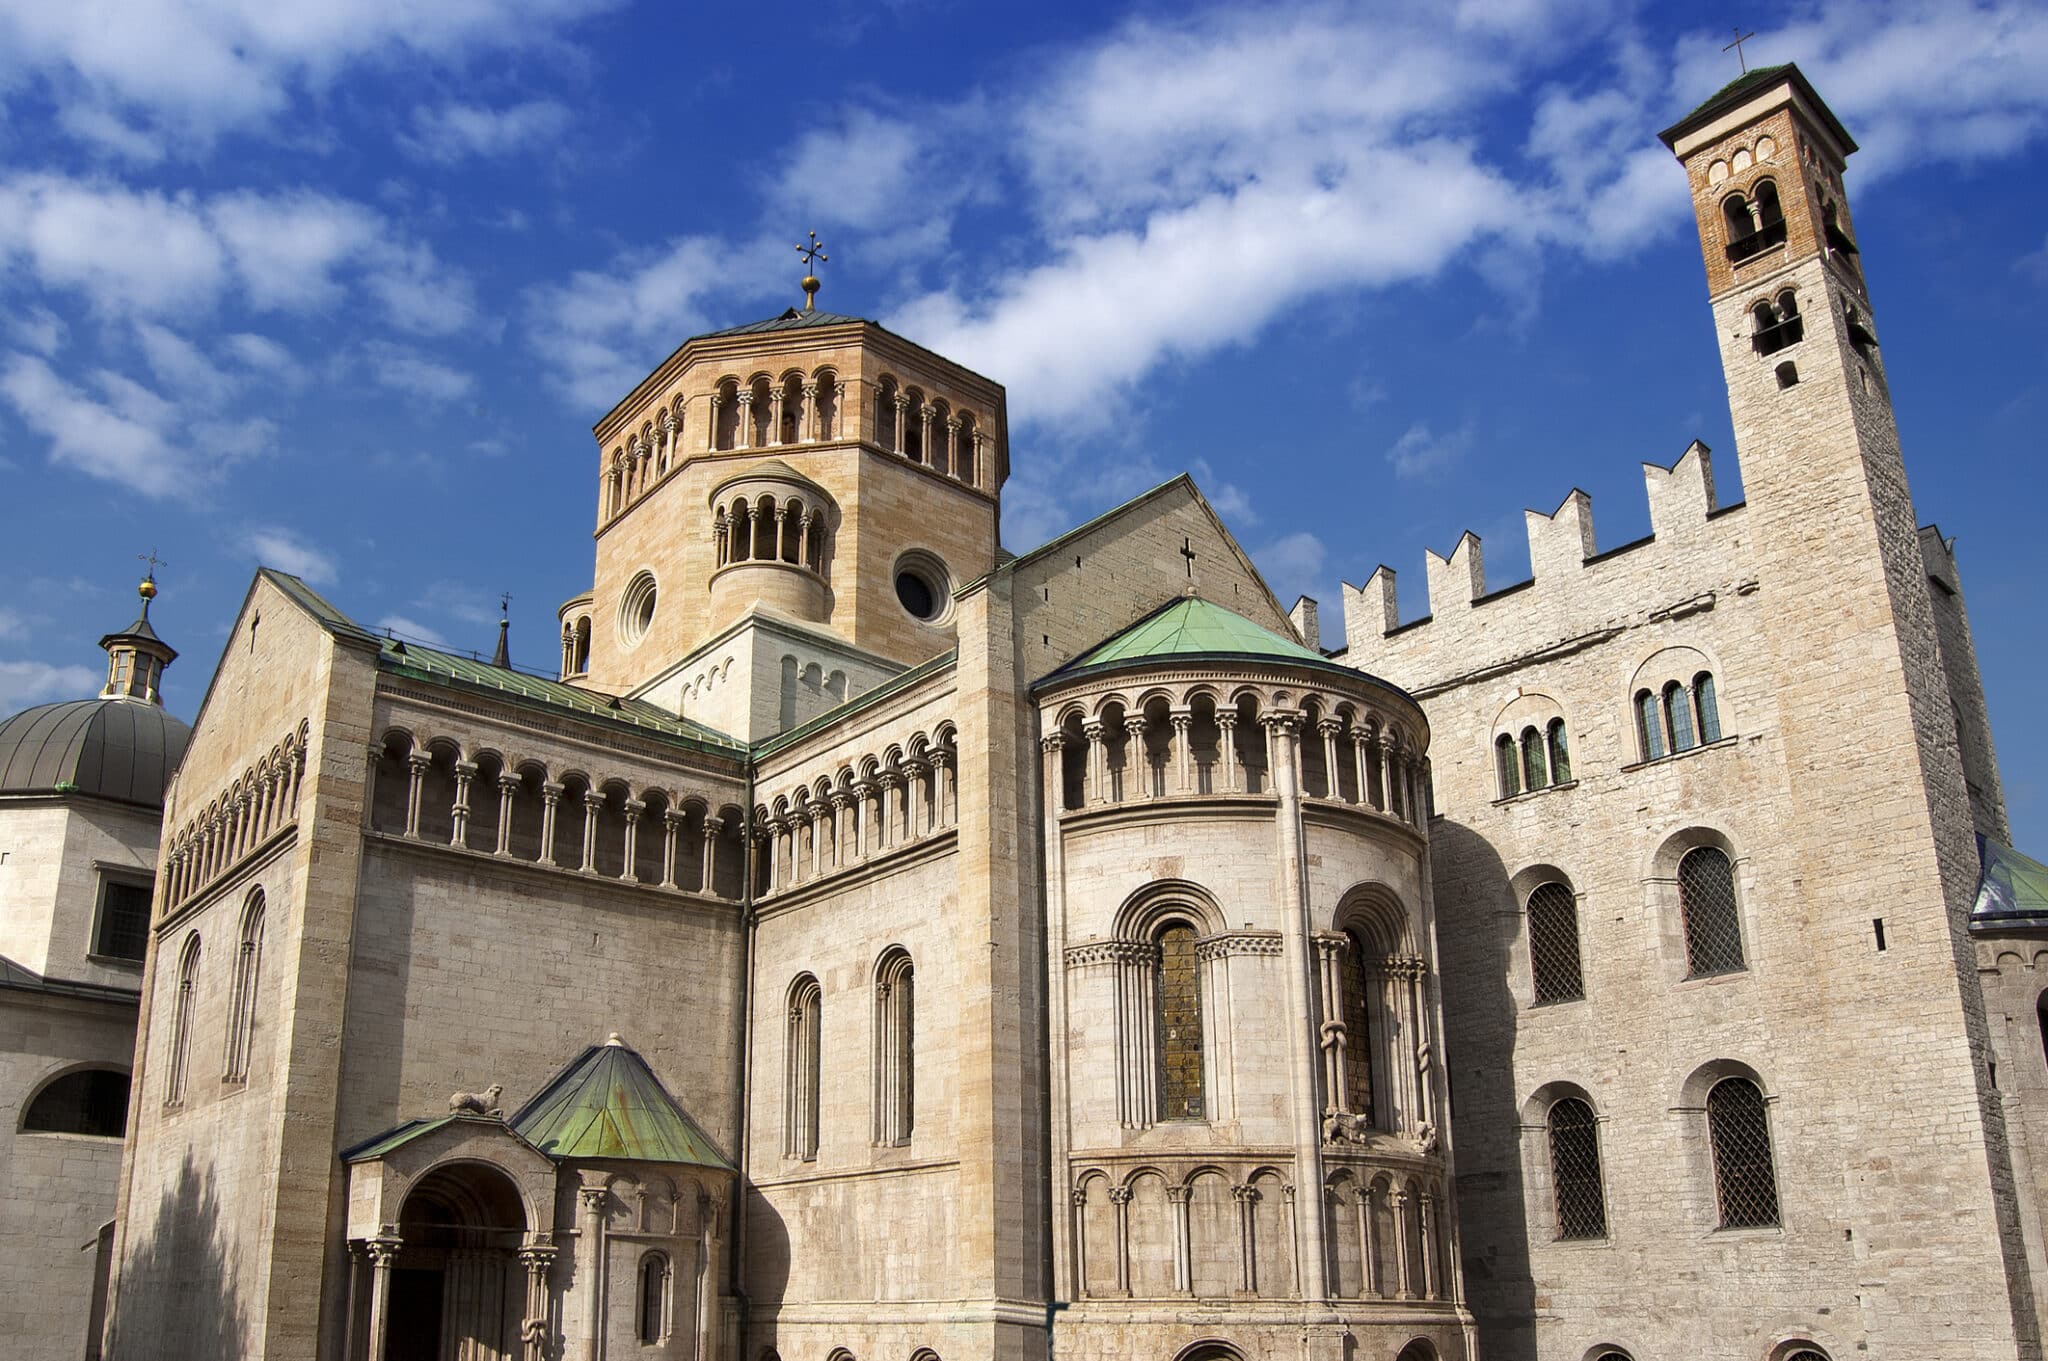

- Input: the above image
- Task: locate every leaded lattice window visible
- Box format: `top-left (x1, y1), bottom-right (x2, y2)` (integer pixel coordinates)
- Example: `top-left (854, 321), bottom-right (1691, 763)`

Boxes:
top-left (1157, 924), bottom-right (1205, 1119)
top-left (1546, 719), bottom-right (1571, 783)
top-left (1635, 690), bottom-right (1665, 760)
top-left (1695, 671), bottom-right (1722, 742)
top-left (1679, 846), bottom-right (1745, 976)
top-left (1707, 1076), bottom-right (1779, 1227)
top-left (1785, 1350), bottom-right (1830, 1361)
top-left (1527, 883), bottom-right (1585, 1004)
top-left (1547, 1097), bottom-right (1607, 1239)
top-left (1340, 929), bottom-right (1376, 1125)
top-left (1495, 733), bottom-right (1519, 798)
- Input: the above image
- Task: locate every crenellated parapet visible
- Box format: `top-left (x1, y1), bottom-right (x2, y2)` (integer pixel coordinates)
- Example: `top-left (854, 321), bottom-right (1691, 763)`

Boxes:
top-left (1339, 440), bottom-right (1747, 690)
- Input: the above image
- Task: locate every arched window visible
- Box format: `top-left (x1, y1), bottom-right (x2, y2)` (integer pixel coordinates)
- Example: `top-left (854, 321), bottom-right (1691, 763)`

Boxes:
top-left (1545, 719), bottom-right (1571, 783)
top-left (1339, 928), bottom-right (1377, 1126)
top-left (875, 950), bottom-right (915, 1145)
top-left (1495, 733), bottom-right (1520, 798)
top-left (572, 617), bottom-right (591, 674)
top-left (786, 975), bottom-right (821, 1160)
top-left (22, 1068), bottom-right (130, 1136)
top-left (223, 889), bottom-right (265, 1082)
top-left (1547, 1097), bottom-right (1606, 1239)
top-left (1156, 922), bottom-right (1205, 1119)
top-left (1679, 846), bottom-right (1745, 976)
top-left (1526, 882), bottom-right (1584, 1004)
top-left (1753, 178), bottom-right (1783, 228)
top-left (1707, 1076), bottom-right (1779, 1227)
top-left (1635, 689), bottom-right (1665, 761)
top-left (1395, 1342), bottom-right (1437, 1361)
top-left (1693, 671), bottom-right (1722, 743)
top-left (166, 933), bottom-right (200, 1107)
top-left (638, 1252), bottom-right (669, 1343)
top-left (1663, 680), bottom-right (1696, 752)
top-left (1520, 727), bottom-right (1547, 790)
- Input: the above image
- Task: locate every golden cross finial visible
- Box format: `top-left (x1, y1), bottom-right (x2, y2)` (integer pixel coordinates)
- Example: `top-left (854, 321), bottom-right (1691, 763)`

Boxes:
top-left (1723, 27), bottom-right (1757, 72)
top-left (136, 549), bottom-right (166, 610)
top-left (796, 231), bottom-right (828, 312)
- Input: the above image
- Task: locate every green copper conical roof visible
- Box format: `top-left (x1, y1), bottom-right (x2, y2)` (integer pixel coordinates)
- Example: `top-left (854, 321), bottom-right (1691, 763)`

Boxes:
top-left (510, 1036), bottom-right (732, 1168)
top-left (1067, 596), bottom-right (1327, 671)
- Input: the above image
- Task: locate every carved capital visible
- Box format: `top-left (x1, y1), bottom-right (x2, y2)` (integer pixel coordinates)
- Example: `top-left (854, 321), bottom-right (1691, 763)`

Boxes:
top-left (1107, 1186), bottom-right (1133, 1206)
top-left (497, 772), bottom-right (523, 794)
top-left (365, 1237), bottom-right (403, 1268)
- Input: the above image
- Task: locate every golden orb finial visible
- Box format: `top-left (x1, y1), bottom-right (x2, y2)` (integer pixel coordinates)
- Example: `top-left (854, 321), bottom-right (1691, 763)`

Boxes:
top-left (138, 578), bottom-right (157, 601)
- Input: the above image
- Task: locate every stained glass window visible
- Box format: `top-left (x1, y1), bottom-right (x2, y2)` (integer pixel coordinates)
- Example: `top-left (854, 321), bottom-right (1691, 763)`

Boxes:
top-left (1340, 930), bottom-right (1376, 1125)
top-left (1157, 924), bottom-right (1205, 1119)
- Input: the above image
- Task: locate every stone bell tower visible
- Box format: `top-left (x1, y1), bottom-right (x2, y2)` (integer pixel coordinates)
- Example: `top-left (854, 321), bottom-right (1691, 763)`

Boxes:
top-left (556, 269), bottom-right (1009, 740)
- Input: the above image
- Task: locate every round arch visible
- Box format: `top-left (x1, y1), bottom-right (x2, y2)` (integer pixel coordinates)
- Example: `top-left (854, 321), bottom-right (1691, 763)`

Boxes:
top-left (1112, 879), bottom-right (1227, 940)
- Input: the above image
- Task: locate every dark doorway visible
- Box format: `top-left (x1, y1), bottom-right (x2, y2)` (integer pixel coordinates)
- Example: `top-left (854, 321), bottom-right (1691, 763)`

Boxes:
top-left (385, 1163), bottom-right (528, 1361)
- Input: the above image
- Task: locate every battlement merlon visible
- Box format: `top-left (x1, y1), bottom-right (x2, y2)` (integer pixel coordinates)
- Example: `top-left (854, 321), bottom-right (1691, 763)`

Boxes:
top-left (1337, 441), bottom-right (1743, 682)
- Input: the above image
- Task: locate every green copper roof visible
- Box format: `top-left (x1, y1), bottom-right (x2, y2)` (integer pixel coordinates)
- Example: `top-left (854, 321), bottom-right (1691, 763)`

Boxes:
top-left (341, 1115), bottom-right (465, 1162)
top-left (1972, 835), bottom-right (2048, 932)
top-left (510, 1038), bottom-right (733, 1169)
top-left (1068, 596), bottom-right (1325, 671)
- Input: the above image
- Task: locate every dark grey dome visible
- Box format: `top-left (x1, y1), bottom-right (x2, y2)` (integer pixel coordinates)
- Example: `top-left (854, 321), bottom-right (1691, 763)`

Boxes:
top-left (0, 698), bottom-right (191, 807)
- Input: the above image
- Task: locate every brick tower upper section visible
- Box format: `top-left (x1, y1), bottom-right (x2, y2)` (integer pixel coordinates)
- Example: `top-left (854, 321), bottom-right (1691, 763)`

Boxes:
top-left (557, 309), bottom-right (1009, 697)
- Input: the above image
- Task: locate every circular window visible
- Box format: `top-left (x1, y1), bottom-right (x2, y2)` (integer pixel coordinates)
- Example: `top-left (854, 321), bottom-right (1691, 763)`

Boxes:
top-left (619, 570), bottom-right (658, 647)
top-left (892, 552), bottom-right (950, 624)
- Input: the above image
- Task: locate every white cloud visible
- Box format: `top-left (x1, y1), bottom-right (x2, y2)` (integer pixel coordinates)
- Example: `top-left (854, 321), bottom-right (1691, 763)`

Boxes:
top-left (7, 306), bottom-right (66, 355)
top-left (55, 105), bottom-right (166, 163)
top-left (134, 321), bottom-right (237, 403)
top-left (375, 615), bottom-right (447, 646)
top-left (243, 526), bottom-right (337, 585)
top-left (208, 190), bottom-right (384, 310)
top-left (1386, 422), bottom-right (1473, 479)
top-left (365, 342), bottom-right (473, 401)
top-left (403, 99), bottom-right (572, 162)
top-left (1252, 531), bottom-right (1328, 607)
top-left (0, 175), bottom-right (227, 315)
top-left (0, 0), bottom-right (618, 149)
top-left (223, 332), bottom-right (292, 372)
top-left (0, 659), bottom-right (99, 710)
top-left (774, 109), bottom-right (935, 231)
top-left (0, 352), bottom-right (184, 496)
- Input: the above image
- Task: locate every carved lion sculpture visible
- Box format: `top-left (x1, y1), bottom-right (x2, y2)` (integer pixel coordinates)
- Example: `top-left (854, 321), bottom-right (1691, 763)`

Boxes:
top-left (449, 1084), bottom-right (505, 1117)
top-left (1321, 1110), bottom-right (1372, 1145)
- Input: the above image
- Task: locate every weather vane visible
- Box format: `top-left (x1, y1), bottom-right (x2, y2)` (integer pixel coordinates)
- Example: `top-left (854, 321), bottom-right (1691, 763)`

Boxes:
top-left (1723, 27), bottom-right (1756, 73)
top-left (796, 231), bottom-right (828, 312)
top-left (136, 549), bottom-right (166, 610)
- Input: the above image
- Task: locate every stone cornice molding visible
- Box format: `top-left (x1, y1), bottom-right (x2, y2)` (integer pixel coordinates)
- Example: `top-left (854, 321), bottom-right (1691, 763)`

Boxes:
top-left (1195, 931), bottom-right (1284, 961)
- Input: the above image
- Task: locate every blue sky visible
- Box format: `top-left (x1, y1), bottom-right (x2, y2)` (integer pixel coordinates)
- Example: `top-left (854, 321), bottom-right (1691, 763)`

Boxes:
top-left (2, 0), bottom-right (2045, 841)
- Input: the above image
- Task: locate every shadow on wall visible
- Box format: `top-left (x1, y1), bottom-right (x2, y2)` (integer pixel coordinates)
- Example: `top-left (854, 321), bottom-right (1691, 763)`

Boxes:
top-left (1431, 819), bottom-right (1537, 1354)
top-left (106, 1155), bottom-right (247, 1360)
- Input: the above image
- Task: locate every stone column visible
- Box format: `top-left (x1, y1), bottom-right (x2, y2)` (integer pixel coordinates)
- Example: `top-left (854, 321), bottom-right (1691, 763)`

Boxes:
top-left (363, 742), bottom-right (383, 833)
top-left (929, 748), bottom-right (954, 828)
top-left (1349, 729), bottom-right (1371, 808)
top-left (831, 794), bottom-right (855, 868)
top-left (1123, 715), bottom-right (1151, 801)
top-left (768, 386), bottom-right (786, 445)
top-left (660, 409), bottom-right (677, 471)
top-left (735, 392), bottom-right (754, 449)
top-left (1167, 1184), bottom-right (1192, 1294)
top-left (706, 393), bottom-right (721, 451)
top-left (662, 809), bottom-right (683, 887)
top-left (801, 382), bottom-right (818, 442)
top-left (1318, 719), bottom-right (1342, 799)
top-left (1170, 709), bottom-right (1194, 794)
top-left (1360, 1186), bottom-right (1379, 1297)
top-left (1265, 712), bottom-right (1330, 1299)
top-left (917, 403), bottom-right (934, 463)
top-left (495, 773), bottom-right (520, 856)
top-left (1315, 936), bottom-right (1346, 1110)
top-left (539, 783), bottom-right (563, 866)
top-left (848, 784), bottom-right (873, 861)
top-left (1070, 1189), bottom-right (1089, 1299)
top-left (798, 510), bottom-right (817, 570)
top-left (1381, 739), bottom-right (1399, 818)
top-left (1234, 1184), bottom-right (1260, 1293)
top-left (1392, 1188), bottom-right (1414, 1299)
top-left (943, 415), bottom-right (961, 477)
top-left (364, 1236), bottom-right (402, 1361)
top-left (891, 394), bottom-right (909, 455)
top-left (764, 821), bottom-right (784, 895)
top-left (1216, 711), bottom-right (1241, 792)
top-left (1109, 1186), bottom-right (1133, 1297)
top-left (579, 1183), bottom-right (608, 1359)
top-left (876, 774), bottom-right (901, 851)
top-left (517, 1243), bottom-right (556, 1361)
top-left (701, 817), bottom-right (723, 895)
top-left (1419, 1193), bottom-right (1439, 1299)
top-left (622, 800), bottom-right (644, 881)
top-left (580, 791), bottom-right (602, 873)
top-left (404, 752), bottom-right (430, 837)
top-left (1082, 721), bottom-right (1108, 805)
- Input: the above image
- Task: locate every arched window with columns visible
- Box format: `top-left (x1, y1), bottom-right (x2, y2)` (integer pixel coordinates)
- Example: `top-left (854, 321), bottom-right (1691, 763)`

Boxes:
top-left (166, 932), bottom-right (201, 1107)
top-left (1320, 890), bottom-right (1425, 1135)
top-left (785, 975), bottom-right (821, 1160)
top-left (222, 888), bottom-right (265, 1082)
top-left (1156, 920), bottom-right (1204, 1119)
top-left (874, 948), bottom-right (915, 1144)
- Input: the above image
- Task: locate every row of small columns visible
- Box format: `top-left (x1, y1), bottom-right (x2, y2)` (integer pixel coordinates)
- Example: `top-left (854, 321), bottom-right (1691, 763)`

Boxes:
top-left (714, 502), bottom-right (825, 571)
top-left (1048, 711), bottom-right (1430, 827)
top-left (351, 1237), bottom-right (556, 1361)
top-left (1315, 947), bottom-right (1434, 1134)
top-left (757, 752), bottom-right (955, 895)
top-left (1070, 1180), bottom-right (1446, 1301)
top-left (881, 394), bottom-right (986, 482)
top-left (163, 748), bottom-right (307, 910)
top-left (381, 747), bottom-right (731, 897)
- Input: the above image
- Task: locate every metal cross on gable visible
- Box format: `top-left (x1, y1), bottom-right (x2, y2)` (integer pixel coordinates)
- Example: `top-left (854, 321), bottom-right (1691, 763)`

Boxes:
top-left (1723, 27), bottom-right (1757, 72)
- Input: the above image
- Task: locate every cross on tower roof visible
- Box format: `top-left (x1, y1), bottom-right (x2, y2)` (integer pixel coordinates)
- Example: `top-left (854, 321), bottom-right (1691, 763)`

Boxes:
top-left (796, 231), bottom-right (828, 312)
top-left (1723, 27), bottom-right (1757, 73)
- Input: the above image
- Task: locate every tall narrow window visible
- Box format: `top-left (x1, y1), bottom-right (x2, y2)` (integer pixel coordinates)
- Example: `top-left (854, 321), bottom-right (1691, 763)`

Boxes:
top-left (1520, 727), bottom-right (1547, 791)
top-left (1664, 680), bottom-right (1696, 752)
top-left (1526, 883), bottom-right (1585, 1004)
top-left (786, 975), bottom-right (821, 1160)
top-left (166, 933), bottom-right (201, 1107)
top-left (1679, 846), bottom-right (1745, 976)
top-left (875, 950), bottom-right (916, 1144)
top-left (1547, 1097), bottom-right (1607, 1239)
top-left (1707, 1076), bottom-right (1779, 1227)
top-left (1635, 690), bottom-right (1665, 761)
top-left (1694, 672), bottom-right (1722, 743)
top-left (1495, 734), bottom-right (1520, 798)
top-left (223, 890), bottom-right (265, 1082)
top-left (638, 1253), bottom-right (669, 1343)
top-left (1156, 923), bottom-right (1205, 1119)
top-left (1339, 929), bottom-right (1377, 1126)
top-left (1546, 719), bottom-right (1571, 784)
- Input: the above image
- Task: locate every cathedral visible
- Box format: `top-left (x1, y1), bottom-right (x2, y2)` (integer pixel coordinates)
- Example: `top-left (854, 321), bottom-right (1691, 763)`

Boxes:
top-left (5, 62), bottom-right (2046, 1361)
